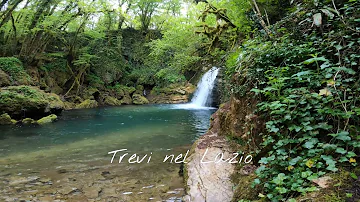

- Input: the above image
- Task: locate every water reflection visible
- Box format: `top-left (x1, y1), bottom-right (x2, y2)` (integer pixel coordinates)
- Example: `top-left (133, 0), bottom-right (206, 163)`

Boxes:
top-left (0, 105), bottom-right (215, 159)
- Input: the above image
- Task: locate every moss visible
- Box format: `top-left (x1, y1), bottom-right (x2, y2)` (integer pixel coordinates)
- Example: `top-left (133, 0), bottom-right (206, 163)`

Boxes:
top-left (22, 118), bottom-right (37, 125)
top-left (295, 168), bottom-right (360, 201)
top-left (0, 57), bottom-right (31, 85)
top-left (0, 86), bottom-right (65, 119)
top-left (120, 94), bottom-right (133, 105)
top-left (103, 96), bottom-right (122, 106)
top-left (0, 69), bottom-right (11, 87)
top-left (37, 114), bottom-right (57, 125)
top-left (83, 87), bottom-right (100, 100)
top-left (0, 113), bottom-right (17, 125)
top-left (132, 94), bottom-right (149, 105)
top-left (75, 99), bottom-right (98, 109)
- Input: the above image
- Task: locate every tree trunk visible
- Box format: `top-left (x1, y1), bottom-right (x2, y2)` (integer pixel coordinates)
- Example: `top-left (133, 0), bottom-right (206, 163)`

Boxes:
top-left (0, 0), bottom-right (23, 28)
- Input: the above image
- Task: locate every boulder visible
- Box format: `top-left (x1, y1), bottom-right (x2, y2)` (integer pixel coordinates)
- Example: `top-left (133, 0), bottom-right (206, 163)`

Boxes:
top-left (0, 57), bottom-right (32, 86)
top-left (120, 94), bottom-right (133, 105)
top-left (0, 113), bottom-right (17, 125)
top-left (0, 70), bottom-right (11, 87)
top-left (37, 114), bottom-right (57, 125)
top-left (83, 87), bottom-right (100, 100)
top-left (0, 86), bottom-right (65, 119)
top-left (64, 101), bottom-right (76, 110)
top-left (148, 83), bottom-right (196, 104)
top-left (75, 99), bottom-right (98, 109)
top-left (132, 94), bottom-right (149, 105)
top-left (103, 96), bottom-right (122, 106)
top-left (135, 85), bottom-right (144, 94)
top-left (22, 118), bottom-right (37, 125)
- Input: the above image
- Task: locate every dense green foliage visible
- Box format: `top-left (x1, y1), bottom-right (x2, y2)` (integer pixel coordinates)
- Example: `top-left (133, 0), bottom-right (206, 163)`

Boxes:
top-left (225, 0), bottom-right (360, 201)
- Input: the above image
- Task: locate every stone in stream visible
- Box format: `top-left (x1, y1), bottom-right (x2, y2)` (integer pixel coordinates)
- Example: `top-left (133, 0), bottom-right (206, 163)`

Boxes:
top-left (83, 186), bottom-right (101, 198)
top-left (99, 187), bottom-right (118, 198)
top-left (8, 176), bottom-right (39, 186)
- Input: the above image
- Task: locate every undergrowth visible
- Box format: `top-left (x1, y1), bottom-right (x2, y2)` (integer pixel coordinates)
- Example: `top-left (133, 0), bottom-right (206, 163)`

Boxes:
top-left (226, 0), bottom-right (360, 201)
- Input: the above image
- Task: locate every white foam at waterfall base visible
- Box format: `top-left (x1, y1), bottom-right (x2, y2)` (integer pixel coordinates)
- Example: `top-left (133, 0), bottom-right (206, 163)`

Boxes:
top-left (173, 67), bottom-right (219, 110)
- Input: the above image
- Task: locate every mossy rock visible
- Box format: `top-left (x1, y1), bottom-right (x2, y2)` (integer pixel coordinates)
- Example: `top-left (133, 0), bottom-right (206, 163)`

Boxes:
top-left (22, 118), bottom-right (37, 125)
top-left (120, 94), bottom-right (133, 105)
top-left (0, 86), bottom-right (65, 119)
top-left (122, 86), bottom-right (136, 96)
top-left (132, 94), bottom-right (149, 105)
top-left (0, 57), bottom-right (31, 85)
top-left (83, 87), bottom-right (100, 100)
top-left (135, 85), bottom-right (144, 94)
top-left (0, 113), bottom-right (17, 125)
top-left (104, 96), bottom-right (122, 106)
top-left (64, 101), bottom-right (76, 110)
top-left (37, 114), bottom-right (57, 125)
top-left (0, 70), bottom-right (11, 87)
top-left (75, 99), bottom-right (98, 109)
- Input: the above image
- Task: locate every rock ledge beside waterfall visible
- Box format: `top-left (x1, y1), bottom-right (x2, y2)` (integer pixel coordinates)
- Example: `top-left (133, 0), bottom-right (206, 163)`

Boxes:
top-left (184, 105), bottom-right (236, 202)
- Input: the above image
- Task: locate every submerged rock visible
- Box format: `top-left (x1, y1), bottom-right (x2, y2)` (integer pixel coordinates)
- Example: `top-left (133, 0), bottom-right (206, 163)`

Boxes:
top-left (132, 94), bottom-right (149, 105)
top-left (37, 114), bottom-right (57, 125)
top-left (0, 86), bottom-right (65, 119)
top-left (75, 99), bottom-right (98, 109)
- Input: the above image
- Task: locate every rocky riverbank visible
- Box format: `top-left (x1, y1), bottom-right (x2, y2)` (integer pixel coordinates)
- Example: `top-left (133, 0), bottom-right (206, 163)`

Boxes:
top-left (0, 57), bottom-right (197, 125)
top-left (184, 98), bottom-right (260, 202)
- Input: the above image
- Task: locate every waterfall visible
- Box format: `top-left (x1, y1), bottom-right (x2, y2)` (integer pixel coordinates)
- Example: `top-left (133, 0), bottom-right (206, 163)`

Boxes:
top-left (190, 67), bottom-right (219, 107)
top-left (173, 67), bottom-right (219, 109)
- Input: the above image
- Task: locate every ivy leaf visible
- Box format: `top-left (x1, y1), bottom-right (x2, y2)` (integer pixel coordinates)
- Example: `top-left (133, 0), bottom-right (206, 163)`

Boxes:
top-left (321, 155), bottom-right (338, 171)
top-left (289, 156), bottom-right (302, 166)
top-left (339, 157), bottom-right (348, 163)
top-left (336, 131), bottom-right (351, 142)
top-left (335, 147), bottom-right (347, 154)
top-left (326, 164), bottom-right (338, 172)
top-left (346, 151), bottom-right (356, 158)
top-left (304, 56), bottom-right (328, 65)
top-left (273, 173), bottom-right (287, 185)
top-left (303, 138), bottom-right (319, 149)
top-left (276, 187), bottom-right (288, 194)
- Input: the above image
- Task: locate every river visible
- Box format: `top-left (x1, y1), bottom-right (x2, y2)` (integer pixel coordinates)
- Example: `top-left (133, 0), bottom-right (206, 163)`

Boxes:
top-left (0, 104), bottom-right (216, 201)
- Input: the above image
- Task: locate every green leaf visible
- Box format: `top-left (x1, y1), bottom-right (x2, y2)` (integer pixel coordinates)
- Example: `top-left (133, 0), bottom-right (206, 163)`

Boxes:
top-left (336, 131), bottom-right (351, 142)
top-left (346, 151), bottom-right (356, 158)
top-left (273, 173), bottom-right (287, 185)
top-left (303, 57), bottom-right (328, 65)
top-left (303, 138), bottom-right (319, 149)
top-left (335, 147), bottom-right (347, 154)
top-left (350, 173), bottom-right (358, 180)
